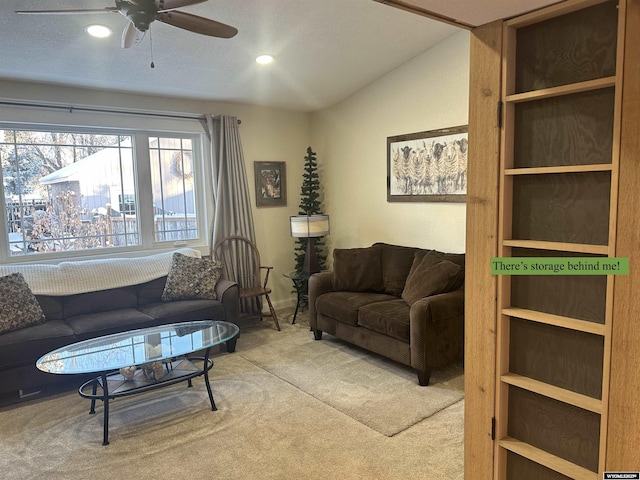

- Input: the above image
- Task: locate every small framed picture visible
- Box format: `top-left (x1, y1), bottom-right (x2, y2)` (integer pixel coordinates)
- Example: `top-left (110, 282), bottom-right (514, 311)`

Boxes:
top-left (254, 161), bottom-right (287, 207)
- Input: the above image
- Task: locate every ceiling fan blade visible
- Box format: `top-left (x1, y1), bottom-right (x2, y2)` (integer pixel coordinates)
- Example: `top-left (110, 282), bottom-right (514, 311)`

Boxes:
top-left (156, 11), bottom-right (237, 38)
top-left (157, 0), bottom-right (207, 13)
top-left (121, 21), bottom-right (146, 48)
top-left (15, 8), bottom-right (118, 15)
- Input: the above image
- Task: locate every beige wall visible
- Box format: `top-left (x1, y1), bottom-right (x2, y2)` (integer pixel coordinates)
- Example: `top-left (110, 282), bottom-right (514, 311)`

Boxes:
top-left (311, 30), bottom-right (470, 258)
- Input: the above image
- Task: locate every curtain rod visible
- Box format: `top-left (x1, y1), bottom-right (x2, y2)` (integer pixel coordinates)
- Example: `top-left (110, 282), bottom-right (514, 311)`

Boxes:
top-left (0, 100), bottom-right (241, 124)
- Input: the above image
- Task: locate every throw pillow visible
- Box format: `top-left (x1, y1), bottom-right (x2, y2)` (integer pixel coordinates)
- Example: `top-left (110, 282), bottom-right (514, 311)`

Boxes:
top-left (332, 247), bottom-right (384, 292)
top-left (0, 273), bottom-right (45, 334)
top-left (401, 252), bottom-right (462, 305)
top-left (161, 253), bottom-right (223, 302)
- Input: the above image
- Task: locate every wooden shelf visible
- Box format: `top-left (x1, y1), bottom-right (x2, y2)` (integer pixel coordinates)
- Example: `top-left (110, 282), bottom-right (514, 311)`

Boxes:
top-left (501, 372), bottom-right (602, 413)
top-left (506, 76), bottom-right (616, 103)
top-left (499, 437), bottom-right (598, 480)
top-left (505, 164), bottom-right (612, 176)
top-left (502, 307), bottom-right (606, 336)
top-left (501, 239), bottom-right (609, 255)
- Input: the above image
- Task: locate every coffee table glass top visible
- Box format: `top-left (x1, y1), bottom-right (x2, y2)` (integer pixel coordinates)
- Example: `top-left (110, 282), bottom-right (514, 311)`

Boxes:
top-left (36, 321), bottom-right (239, 375)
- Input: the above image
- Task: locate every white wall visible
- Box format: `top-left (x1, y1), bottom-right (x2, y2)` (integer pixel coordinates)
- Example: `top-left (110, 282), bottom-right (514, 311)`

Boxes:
top-left (311, 30), bottom-right (470, 258)
top-left (0, 81), bottom-right (310, 306)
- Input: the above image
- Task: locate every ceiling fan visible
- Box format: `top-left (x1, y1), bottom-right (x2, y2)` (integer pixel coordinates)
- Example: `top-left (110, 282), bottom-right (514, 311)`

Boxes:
top-left (15, 0), bottom-right (238, 48)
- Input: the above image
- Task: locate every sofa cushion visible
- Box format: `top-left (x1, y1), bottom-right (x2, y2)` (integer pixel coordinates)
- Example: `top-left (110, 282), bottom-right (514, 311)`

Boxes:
top-left (162, 253), bottom-right (223, 301)
top-left (401, 252), bottom-right (463, 305)
top-left (0, 273), bottom-right (46, 335)
top-left (65, 308), bottom-right (156, 340)
top-left (64, 287), bottom-right (138, 317)
top-left (35, 295), bottom-right (65, 321)
top-left (139, 299), bottom-right (225, 324)
top-left (0, 319), bottom-right (76, 368)
top-left (358, 299), bottom-right (411, 342)
top-left (332, 247), bottom-right (383, 292)
top-left (316, 291), bottom-right (397, 326)
top-left (373, 243), bottom-right (421, 296)
top-left (137, 276), bottom-right (167, 306)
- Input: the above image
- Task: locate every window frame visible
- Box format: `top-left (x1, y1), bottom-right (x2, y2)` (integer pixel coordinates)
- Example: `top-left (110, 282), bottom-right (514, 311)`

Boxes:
top-left (0, 122), bottom-right (210, 264)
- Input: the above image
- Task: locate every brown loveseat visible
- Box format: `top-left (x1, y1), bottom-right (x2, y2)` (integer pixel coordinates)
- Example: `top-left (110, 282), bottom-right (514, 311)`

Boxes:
top-left (308, 242), bottom-right (464, 386)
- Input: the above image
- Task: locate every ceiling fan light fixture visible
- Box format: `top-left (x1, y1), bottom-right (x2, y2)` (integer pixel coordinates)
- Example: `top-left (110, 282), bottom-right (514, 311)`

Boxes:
top-left (85, 24), bottom-right (113, 39)
top-left (256, 54), bottom-right (274, 65)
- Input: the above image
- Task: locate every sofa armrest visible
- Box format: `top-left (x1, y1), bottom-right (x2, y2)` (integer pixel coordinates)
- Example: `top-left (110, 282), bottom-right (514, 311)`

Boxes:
top-left (308, 271), bottom-right (335, 329)
top-left (216, 278), bottom-right (240, 325)
top-left (409, 288), bottom-right (465, 372)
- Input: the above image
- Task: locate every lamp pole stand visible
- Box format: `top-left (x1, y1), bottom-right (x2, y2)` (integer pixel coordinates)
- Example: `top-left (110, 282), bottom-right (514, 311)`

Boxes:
top-left (303, 237), bottom-right (320, 277)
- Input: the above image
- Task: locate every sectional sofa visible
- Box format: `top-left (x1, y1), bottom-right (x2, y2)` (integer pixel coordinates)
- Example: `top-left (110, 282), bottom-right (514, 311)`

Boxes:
top-left (0, 249), bottom-right (239, 400)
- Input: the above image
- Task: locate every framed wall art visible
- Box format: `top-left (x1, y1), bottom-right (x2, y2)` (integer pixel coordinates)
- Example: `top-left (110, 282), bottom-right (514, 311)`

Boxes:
top-left (254, 161), bottom-right (287, 207)
top-left (387, 125), bottom-right (468, 203)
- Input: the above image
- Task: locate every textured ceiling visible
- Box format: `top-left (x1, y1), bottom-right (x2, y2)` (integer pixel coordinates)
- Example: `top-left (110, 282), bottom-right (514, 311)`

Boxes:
top-left (0, 0), bottom-right (560, 112)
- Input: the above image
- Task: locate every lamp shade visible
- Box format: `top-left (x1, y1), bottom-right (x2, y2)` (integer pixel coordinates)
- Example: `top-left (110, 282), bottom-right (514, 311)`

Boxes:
top-left (290, 215), bottom-right (330, 238)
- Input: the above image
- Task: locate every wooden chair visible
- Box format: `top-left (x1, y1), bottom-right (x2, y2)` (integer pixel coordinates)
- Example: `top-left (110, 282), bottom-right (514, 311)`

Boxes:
top-left (213, 235), bottom-right (280, 331)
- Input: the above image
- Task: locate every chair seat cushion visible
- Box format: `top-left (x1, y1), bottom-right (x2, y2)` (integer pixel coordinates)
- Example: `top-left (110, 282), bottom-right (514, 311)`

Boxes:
top-left (357, 299), bottom-right (411, 342)
top-left (316, 291), bottom-right (397, 326)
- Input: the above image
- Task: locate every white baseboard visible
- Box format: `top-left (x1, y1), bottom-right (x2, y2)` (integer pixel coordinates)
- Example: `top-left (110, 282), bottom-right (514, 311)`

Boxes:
top-left (263, 297), bottom-right (298, 313)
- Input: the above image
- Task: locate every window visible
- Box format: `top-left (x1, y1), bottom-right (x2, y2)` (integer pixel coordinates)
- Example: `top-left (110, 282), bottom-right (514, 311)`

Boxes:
top-left (118, 194), bottom-right (136, 215)
top-left (149, 136), bottom-right (197, 242)
top-left (0, 127), bottom-right (203, 258)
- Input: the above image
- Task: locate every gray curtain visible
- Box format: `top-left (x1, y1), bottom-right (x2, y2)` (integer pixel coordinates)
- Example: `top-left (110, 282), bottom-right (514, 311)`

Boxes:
top-left (206, 114), bottom-right (259, 313)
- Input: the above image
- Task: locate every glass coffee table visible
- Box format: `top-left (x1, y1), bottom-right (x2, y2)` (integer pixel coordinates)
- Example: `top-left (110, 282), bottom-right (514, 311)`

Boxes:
top-left (36, 320), bottom-right (239, 445)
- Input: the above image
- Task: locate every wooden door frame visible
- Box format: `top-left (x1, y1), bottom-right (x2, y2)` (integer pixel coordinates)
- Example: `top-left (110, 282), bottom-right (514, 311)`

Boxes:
top-left (464, 19), bottom-right (503, 480)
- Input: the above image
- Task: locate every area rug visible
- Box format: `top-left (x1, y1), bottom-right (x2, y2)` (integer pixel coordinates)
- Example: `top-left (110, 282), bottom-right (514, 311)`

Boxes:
top-left (236, 318), bottom-right (464, 437)
top-left (0, 342), bottom-right (465, 480)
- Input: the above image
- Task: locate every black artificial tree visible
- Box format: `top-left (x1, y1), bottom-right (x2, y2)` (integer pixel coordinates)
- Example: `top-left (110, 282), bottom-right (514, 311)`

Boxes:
top-left (294, 147), bottom-right (328, 277)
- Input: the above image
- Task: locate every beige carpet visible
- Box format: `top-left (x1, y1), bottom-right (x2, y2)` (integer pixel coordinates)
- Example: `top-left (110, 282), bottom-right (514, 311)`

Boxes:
top-left (0, 309), bottom-right (464, 480)
top-left (237, 317), bottom-right (464, 437)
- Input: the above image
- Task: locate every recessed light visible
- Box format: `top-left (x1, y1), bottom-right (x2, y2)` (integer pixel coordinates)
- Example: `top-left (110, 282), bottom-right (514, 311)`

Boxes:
top-left (85, 24), bottom-right (112, 39)
top-left (256, 54), bottom-right (274, 65)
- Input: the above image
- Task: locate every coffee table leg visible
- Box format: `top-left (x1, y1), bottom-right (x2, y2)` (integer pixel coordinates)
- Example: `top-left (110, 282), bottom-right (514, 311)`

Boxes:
top-left (203, 348), bottom-right (217, 411)
top-left (89, 378), bottom-right (98, 414)
top-left (101, 373), bottom-right (110, 446)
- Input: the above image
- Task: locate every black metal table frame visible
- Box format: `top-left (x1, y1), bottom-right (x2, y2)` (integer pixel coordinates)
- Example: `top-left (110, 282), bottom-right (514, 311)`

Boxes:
top-left (78, 349), bottom-right (216, 446)
top-left (285, 273), bottom-right (309, 324)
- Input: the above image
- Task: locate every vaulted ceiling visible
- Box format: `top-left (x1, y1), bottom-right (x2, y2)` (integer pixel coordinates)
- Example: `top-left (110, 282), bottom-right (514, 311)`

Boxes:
top-left (0, 0), bottom-right (560, 112)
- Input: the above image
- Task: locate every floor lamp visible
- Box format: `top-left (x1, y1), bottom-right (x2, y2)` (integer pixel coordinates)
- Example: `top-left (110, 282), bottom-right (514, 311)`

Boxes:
top-left (290, 214), bottom-right (330, 277)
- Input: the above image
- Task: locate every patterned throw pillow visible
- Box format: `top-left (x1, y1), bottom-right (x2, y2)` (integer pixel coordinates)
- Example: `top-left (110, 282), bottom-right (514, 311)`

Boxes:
top-left (161, 253), bottom-right (223, 302)
top-left (0, 273), bottom-right (46, 334)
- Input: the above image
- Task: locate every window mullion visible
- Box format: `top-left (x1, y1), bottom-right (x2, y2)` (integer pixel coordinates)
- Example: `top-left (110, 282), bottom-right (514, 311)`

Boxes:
top-left (133, 133), bottom-right (155, 248)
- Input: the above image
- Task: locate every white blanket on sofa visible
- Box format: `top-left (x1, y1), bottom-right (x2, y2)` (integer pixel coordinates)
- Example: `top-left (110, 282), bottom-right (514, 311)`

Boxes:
top-left (0, 248), bottom-right (201, 296)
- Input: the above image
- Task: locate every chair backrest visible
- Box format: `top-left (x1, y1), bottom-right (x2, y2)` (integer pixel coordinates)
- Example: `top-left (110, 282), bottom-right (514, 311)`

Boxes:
top-left (213, 236), bottom-right (262, 289)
